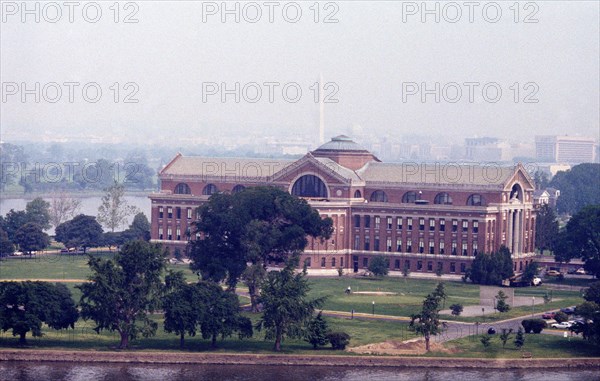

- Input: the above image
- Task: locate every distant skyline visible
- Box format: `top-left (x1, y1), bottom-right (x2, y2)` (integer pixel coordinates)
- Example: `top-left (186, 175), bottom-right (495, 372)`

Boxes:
top-left (1, 1), bottom-right (598, 145)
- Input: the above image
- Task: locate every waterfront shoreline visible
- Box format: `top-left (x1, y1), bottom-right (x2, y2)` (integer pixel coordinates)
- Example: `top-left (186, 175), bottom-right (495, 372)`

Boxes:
top-left (1, 349), bottom-right (599, 369)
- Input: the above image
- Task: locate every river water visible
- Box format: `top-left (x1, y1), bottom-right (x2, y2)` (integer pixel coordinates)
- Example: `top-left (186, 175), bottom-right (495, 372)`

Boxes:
top-left (0, 363), bottom-right (596, 381)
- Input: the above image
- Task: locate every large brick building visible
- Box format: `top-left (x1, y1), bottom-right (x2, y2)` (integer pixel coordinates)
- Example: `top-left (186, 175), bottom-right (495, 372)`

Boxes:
top-left (149, 135), bottom-right (537, 275)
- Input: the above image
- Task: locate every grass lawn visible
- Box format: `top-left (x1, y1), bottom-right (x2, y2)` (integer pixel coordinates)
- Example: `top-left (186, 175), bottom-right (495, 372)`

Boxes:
top-left (0, 314), bottom-right (416, 354)
top-left (433, 333), bottom-right (600, 358)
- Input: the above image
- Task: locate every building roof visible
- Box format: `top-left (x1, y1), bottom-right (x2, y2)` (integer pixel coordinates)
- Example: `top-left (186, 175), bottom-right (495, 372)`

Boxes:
top-left (313, 135), bottom-right (370, 153)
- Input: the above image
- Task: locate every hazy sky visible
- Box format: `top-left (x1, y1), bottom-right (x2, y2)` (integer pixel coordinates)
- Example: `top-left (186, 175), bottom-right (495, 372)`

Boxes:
top-left (1, 1), bottom-right (599, 145)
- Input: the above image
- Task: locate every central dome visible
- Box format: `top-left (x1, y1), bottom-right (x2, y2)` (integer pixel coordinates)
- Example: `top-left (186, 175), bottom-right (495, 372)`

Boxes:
top-left (311, 135), bottom-right (379, 170)
top-left (314, 135), bottom-right (370, 153)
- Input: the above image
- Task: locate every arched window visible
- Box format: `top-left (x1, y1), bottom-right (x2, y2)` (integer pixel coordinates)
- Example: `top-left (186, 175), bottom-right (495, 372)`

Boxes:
top-left (434, 192), bottom-right (452, 205)
top-left (354, 190), bottom-right (362, 198)
top-left (510, 184), bottom-right (523, 201)
top-left (467, 194), bottom-right (484, 206)
top-left (291, 175), bottom-right (328, 198)
top-left (202, 183), bottom-right (218, 195)
top-left (402, 191), bottom-right (417, 203)
top-left (232, 184), bottom-right (245, 193)
top-left (370, 190), bottom-right (388, 202)
top-left (174, 183), bottom-right (191, 194)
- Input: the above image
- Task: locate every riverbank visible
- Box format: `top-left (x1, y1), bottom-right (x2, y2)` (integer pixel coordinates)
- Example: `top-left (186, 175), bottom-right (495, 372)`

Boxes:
top-left (1, 349), bottom-right (599, 369)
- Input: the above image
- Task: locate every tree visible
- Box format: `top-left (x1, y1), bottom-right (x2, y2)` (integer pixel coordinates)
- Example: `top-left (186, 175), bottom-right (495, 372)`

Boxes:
top-left (409, 286), bottom-right (445, 351)
top-left (3, 209), bottom-right (29, 243)
top-left (514, 327), bottom-right (525, 349)
top-left (480, 334), bottom-right (491, 348)
top-left (49, 191), bottom-right (81, 228)
top-left (305, 311), bottom-right (329, 349)
top-left (467, 246), bottom-right (514, 285)
top-left (14, 223), bottom-right (50, 255)
top-left (162, 271), bottom-right (202, 348)
top-left (549, 163), bottom-right (600, 215)
top-left (521, 319), bottom-right (546, 334)
top-left (326, 331), bottom-right (350, 350)
top-left (535, 204), bottom-right (559, 253)
top-left (55, 215), bottom-right (104, 253)
top-left (119, 212), bottom-right (152, 243)
top-left (241, 263), bottom-right (267, 312)
top-left (583, 281), bottom-right (600, 305)
top-left (554, 311), bottom-right (568, 323)
top-left (522, 261), bottom-right (539, 285)
top-left (450, 304), bottom-right (463, 317)
top-left (553, 205), bottom-right (600, 278)
top-left (495, 291), bottom-right (510, 313)
top-left (78, 240), bottom-right (167, 349)
top-left (0, 228), bottom-right (15, 257)
top-left (533, 171), bottom-right (549, 190)
top-left (572, 301), bottom-right (600, 346)
top-left (25, 198), bottom-right (51, 231)
top-left (256, 259), bottom-right (324, 351)
top-left (499, 328), bottom-right (513, 348)
top-left (432, 282), bottom-right (447, 309)
top-left (0, 281), bottom-right (78, 344)
top-left (97, 182), bottom-right (139, 232)
top-left (368, 256), bottom-right (389, 277)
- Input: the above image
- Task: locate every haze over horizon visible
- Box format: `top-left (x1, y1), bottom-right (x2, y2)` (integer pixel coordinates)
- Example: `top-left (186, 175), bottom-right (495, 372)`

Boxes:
top-left (1, 1), bottom-right (598, 147)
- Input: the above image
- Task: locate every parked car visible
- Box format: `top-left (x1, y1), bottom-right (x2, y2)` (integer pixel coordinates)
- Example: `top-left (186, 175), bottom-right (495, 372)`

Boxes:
top-left (575, 268), bottom-right (587, 275)
top-left (11, 251), bottom-right (23, 256)
top-left (551, 322), bottom-right (572, 329)
top-left (546, 270), bottom-right (561, 276)
top-left (561, 306), bottom-right (576, 315)
top-left (542, 312), bottom-right (556, 319)
top-left (60, 248), bottom-right (70, 254)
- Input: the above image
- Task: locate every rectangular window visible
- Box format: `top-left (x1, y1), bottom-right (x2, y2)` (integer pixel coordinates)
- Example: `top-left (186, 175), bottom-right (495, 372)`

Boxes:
top-left (159, 207), bottom-right (164, 219)
top-left (396, 238), bottom-right (402, 252)
top-left (419, 238), bottom-right (424, 253)
top-left (374, 236), bottom-right (380, 251)
top-left (305, 258), bottom-right (312, 268)
top-left (437, 262), bottom-right (443, 272)
top-left (452, 219), bottom-right (458, 232)
top-left (419, 218), bottom-right (425, 231)
top-left (167, 207), bottom-right (173, 219)
top-left (386, 237), bottom-right (392, 252)
top-left (340, 257), bottom-right (344, 267)
top-left (439, 241), bottom-right (445, 255)
top-left (440, 219), bottom-right (445, 232)
top-left (364, 236), bottom-right (370, 251)
top-left (394, 259), bottom-right (400, 270)
top-left (364, 215), bottom-right (371, 228)
top-left (167, 227), bottom-right (172, 240)
top-left (462, 220), bottom-right (468, 232)
top-left (354, 235), bottom-right (360, 250)
top-left (462, 242), bottom-right (468, 256)
top-left (387, 216), bottom-right (393, 230)
top-left (397, 217), bottom-right (403, 230)
top-left (450, 262), bottom-right (456, 273)
top-left (429, 218), bottom-right (435, 231)
top-left (374, 216), bottom-right (380, 229)
top-left (158, 227), bottom-right (163, 240)
top-left (321, 257), bottom-right (326, 267)
top-left (407, 238), bottom-right (412, 253)
top-left (417, 260), bottom-right (423, 271)
top-left (427, 261), bottom-right (433, 272)
top-left (176, 207), bottom-right (181, 219)
top-left (354, 215), bottom-right (361, 228)
top-left (473, 220), bottom-right (479, 234)
top-left (176, 227), bottom-right (181, 240)
top-left (460, 263), bottom-right (466, 273)
top-left (429, 240), bottom-right (435, 254)
top-left (473, 241), bottom-right (478, 256)
top-left (363, 258), bottom-right (368, 268)
top-left (404, 260), bottom-right (410, 271)
top-left (452, 240), bottom-right (457, 255)
top-left (331, 257), bottom-right (336, 267)
top-left (407, 218), bottom-right (413, 231)
top-left (187, 208), bottom-right (192, 219)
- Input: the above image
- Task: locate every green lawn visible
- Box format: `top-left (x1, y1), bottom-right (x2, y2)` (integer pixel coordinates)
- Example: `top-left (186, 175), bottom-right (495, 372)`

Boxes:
top-left (433, 333), bottom-right (600, 358)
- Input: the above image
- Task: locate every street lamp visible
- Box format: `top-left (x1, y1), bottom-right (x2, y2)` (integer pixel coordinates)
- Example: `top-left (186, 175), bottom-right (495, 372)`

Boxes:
top-left (372, 301), bottom-right (375, 316)
top-left (532, 296), bottom-right (535, 317)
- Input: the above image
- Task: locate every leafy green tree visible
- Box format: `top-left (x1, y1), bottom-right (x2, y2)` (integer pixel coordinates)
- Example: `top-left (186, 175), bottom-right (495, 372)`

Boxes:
top-left (480, 334), bottom-right (491, 348)
top-left (55, 215), bottom-right (104, 253)
top-left (432, 282), bottom-right (447, 309)
top-left (499, 328), bottom-right (513, 348)
top-left (409, 286), bottom-right (445, 352)
top-left (533, 171), bottom-right (549, 189)
top-left (535, 204), bottom-right (559, 253)
top-left (0, 281), bottom-right (78, 344)
top-left (522, 262), bottom-right (539, 285)
top-left (162, 271), bottom-right (202, 348)
top-left (97, 182), bottom-right (139, 232)
top-left (256, 259), bottom-right (324, 351)
top-left (583, 281), bottom-right (600, 305)
top-left (554, 311), bottom-right (568, 323)
top-left (467, 246), bottom-right (514, 285)
top-left (25, 198), bottom-right (51, 231)
top-left (305, 311), bottom-right (329, 349)
top-left (326, 331), bottom-right (350, 350)
top-left (495, 291), bottom-right (510, 313)
top-left (3, 209), bottom-right (28, 243)
top-left (450, 304), bottom-right (463, 316)
top-left (549, 164), bottom-right (600, 215)
top-left (514, 327), bottom-right (525, 349)
top-left (553, 205), bottom-right (600, 278)
top-left (368, 255), bottom-right (389, 277)
top-left (78, 240), bottom-right (167, 349)
top-left (14, 223), bottom-right (50, 255)
top-left (572, 301), bottom-right (600, 346)
top-left (0, 228), bottom-right (15, 257)
top-left (521, 318), bottom-right (547, 334)
top-left (242, 263), bottom-right (267, 312)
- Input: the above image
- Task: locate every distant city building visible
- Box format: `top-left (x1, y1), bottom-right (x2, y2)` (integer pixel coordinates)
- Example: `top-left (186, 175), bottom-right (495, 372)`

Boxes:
top-left (150, 135), bottom-right (537, 275)
top-left (535, 135), bottom-right (598, 164)
top-left (533, 190), bottom-right (550, 207)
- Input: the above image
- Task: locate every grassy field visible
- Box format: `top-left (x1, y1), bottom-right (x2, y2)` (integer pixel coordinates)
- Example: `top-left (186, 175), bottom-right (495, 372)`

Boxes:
top-left (434, 333), bottom-right (600, 358)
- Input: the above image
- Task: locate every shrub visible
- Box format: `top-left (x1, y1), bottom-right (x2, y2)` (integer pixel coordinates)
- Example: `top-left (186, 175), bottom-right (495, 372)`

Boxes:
top-left (521, 318), bottom-right (547, 334)
top-left (326, 331), bottom-right (351, 350)
top-left (553, 311), bottom-right (568, 323)
top-left (480, 334), bottom-right (491, 348)
top-left (514, 327), bottom-right (525, 349)
top-left (450, 303), bottom-right (463, 316)
top-left (368, 256), bottom-right (389, 277)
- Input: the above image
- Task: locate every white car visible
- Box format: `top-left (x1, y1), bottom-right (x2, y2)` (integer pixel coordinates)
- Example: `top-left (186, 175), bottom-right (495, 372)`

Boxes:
top-left (551, 322), bottom-right (572, 329)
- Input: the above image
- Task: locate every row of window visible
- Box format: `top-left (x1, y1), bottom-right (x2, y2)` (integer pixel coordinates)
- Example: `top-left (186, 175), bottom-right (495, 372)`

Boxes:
top-left (354, 215), bottom-right (479, 233)
top-left (308, 257), bottom-right (467, 273)
top-left (158, 226), bottom-right (192, 241)
top-left (158, 206), bottom-right (197, 220)
top-left (367, 190), bottom-right (485, 206)
top-left (174, 183), bottom-right (245, 195)
top-left (353, 235), bottom-right (478, 256)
